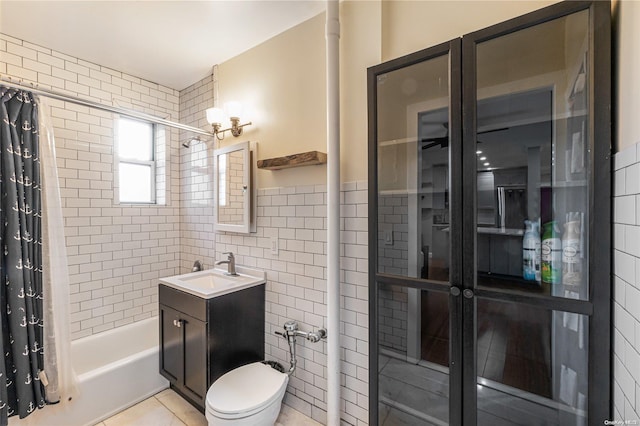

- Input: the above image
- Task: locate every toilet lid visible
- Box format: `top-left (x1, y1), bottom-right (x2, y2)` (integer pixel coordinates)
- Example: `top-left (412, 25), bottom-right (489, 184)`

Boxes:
top-left (206, 362), bottom-right (288, 415)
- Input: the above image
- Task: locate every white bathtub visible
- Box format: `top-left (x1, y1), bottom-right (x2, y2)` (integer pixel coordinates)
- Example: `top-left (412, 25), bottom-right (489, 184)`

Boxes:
top-left (9, 317), bottom-right (169, 426)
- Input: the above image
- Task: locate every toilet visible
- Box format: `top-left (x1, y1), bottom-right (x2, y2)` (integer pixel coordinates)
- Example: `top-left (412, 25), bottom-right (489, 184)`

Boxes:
top-left (205, 361), bottom-right (289, 426)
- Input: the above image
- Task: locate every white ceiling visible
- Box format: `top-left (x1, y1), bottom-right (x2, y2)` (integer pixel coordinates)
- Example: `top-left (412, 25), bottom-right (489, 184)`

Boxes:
top-left (0, 1), bottom-right (326, 90)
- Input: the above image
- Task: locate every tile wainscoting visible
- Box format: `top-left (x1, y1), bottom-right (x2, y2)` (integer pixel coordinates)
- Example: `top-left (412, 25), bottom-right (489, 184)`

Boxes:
top-left (613, 143), bottom-right (640, 422)
top-left (212, 182), bottom-right (369, 425)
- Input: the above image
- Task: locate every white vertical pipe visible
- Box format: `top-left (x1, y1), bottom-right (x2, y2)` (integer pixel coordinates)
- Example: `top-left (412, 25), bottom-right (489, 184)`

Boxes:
top-left (326, 0), bottom-right (341, 425)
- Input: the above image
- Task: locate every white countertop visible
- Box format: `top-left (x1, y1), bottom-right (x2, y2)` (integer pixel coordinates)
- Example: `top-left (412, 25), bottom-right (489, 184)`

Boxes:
top-left (159, 266), bottom-right (266, 299)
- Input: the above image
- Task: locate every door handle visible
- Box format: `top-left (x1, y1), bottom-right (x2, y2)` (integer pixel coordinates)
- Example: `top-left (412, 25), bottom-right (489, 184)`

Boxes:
top-left (450, 287), bottom-right (461, 297)
top-left (463, 289), bottom-right (474, 299)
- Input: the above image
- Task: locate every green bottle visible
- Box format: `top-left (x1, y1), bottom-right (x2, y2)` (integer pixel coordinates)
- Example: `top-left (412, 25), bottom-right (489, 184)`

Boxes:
top-left (541, 221), bottom-right (562, 285)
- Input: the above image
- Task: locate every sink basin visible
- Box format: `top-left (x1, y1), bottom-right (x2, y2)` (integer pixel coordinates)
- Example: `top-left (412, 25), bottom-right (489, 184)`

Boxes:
top-left (159, 266), bottom-right (266, 299)
top-left (181, 273), bottom-right (238, 289)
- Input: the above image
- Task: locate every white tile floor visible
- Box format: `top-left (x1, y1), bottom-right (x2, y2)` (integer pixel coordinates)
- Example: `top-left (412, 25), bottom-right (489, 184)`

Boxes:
top-left (96, 389), bottom-right (322, 426)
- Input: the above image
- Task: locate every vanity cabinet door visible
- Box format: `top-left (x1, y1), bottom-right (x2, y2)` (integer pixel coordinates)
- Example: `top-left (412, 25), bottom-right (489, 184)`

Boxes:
top-left (159, 303), bottom-right (208, 408)
top-left (159, 304), bottom-right (183, 383)
top-left (182, 315), bottom-right (207, 403)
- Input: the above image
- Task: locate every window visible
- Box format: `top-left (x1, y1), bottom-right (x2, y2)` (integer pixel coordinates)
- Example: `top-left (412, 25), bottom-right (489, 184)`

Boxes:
top-left (116, 117), bottom-right (155, 203)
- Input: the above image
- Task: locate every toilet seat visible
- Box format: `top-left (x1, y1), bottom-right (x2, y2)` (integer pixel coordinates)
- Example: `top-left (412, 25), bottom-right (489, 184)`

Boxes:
top-left (206, 362), bottom-right (288, 420)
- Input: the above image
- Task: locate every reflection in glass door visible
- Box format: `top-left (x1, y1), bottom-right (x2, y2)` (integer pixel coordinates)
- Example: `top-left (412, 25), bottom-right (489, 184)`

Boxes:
top-left (372, 43), bottom-right (460, 425)
top-left (464, 3), bottom-right (610, 425)
top-left (378, 286), bottom-right (451, 425)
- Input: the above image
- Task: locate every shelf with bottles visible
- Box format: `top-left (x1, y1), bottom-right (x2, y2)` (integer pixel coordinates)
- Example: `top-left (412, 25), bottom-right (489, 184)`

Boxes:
top-left (540, 218), bottom-right (587, 300)
top-left (476, 210), bottom-right (587, 300)
top-left (477, 271), bottom-right (586, 299)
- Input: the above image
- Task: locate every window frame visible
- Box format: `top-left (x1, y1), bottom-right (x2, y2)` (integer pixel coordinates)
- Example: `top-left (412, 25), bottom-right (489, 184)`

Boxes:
top-left (115, 116), bottom-right (157, 205)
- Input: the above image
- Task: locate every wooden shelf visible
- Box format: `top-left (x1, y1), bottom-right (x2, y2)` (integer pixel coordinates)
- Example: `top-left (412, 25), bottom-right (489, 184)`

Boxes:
top-left (257, 151), bottom-right (327, 170)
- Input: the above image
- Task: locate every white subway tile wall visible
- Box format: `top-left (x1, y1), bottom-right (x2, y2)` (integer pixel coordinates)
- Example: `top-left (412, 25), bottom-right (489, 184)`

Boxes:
top-left (1, 33), bottom-right (183, 339)
top-left (377, 194), bottom-right (409, 354)
top-left (377, 194), bottom-right (409, 276)
top-left (211, 182), bottom-right (369, 425)
top-left (179, 74), bottom-right (369, 424)
top-left (377, 284), bottom-right (408, 353)
top-left (3, 40), bottom-right (370, 424)
top-left (178, 75), bottom-right (217, 272)
top-left (613, 143), bottom-right (640, 422)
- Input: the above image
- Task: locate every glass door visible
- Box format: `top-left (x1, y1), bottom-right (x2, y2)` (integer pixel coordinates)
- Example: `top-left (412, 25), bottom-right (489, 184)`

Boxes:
top-left (462, 2), bottom-right (610, 425)
top-left (369, 40), bottom-right (463, 426)
top-left (369, 2), bottom-right (610, 425)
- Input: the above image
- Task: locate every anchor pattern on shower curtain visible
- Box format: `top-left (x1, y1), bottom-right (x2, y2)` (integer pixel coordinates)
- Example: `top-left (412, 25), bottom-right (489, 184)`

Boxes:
top-left (0, 87), bottom-right (45, 424)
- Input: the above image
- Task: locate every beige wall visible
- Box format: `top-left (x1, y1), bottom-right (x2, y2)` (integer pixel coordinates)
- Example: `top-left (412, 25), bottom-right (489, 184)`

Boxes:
top-left (216, 13), bottom-right (327, 189)
top-left (216, 1), bottom-right (383, 188)
top-left (215, 0), bottom-right (564, 188)
top-left (381, 1), bottom-right (558, 61)
top-left (340, 0), bottom-right (382, 184)
top-left (614, 0), bottom-right (640, 152)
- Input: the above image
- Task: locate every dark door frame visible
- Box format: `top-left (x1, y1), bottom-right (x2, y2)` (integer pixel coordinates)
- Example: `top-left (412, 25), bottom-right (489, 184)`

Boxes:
top-left (461, 1), bottom-right (611, 424)
top-left (368, 38), bottom-right (463, 426)
top-left (368, 1), bottom-right (611, 425)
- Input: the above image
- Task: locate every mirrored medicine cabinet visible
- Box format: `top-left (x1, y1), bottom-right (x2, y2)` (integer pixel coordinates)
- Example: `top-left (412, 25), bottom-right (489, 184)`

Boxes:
top-left (214, 141), bottom-right (257, 233)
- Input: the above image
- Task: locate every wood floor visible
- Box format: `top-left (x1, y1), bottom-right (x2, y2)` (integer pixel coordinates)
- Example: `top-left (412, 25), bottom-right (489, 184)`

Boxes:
top-left (420, 291), bottom-right (552, 398)
top-left (378, 354), bottom-right (582, 426)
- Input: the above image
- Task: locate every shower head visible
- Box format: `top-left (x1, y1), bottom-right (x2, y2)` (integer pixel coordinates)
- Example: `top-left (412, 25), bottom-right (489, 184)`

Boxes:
top-left (182, 136), bottom-right (202, 148)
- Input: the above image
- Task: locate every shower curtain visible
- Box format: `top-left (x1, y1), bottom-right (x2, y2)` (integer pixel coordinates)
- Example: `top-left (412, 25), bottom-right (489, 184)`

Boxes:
top-left (0, 87), bottom-right (76, 424)
top-left (39, 96), bottom-right (77, 406)
top-left (0, 87), bottom-right (45, 423)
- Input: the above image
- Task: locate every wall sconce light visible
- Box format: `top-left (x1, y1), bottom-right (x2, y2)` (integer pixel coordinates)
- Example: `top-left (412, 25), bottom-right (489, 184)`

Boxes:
top-left (205, 102), bottom-right (252, 141)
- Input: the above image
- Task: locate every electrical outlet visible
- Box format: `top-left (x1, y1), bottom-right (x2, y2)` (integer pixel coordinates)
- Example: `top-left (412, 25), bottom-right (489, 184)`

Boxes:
top-left (384, 231), bottom-right (393, 245)
top-left (270, 236), bottom-right (279, 255)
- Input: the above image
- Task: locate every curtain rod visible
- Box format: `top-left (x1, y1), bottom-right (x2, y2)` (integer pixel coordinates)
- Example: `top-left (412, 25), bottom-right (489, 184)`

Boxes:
top-left (0, 77), bottom-right (213, 137)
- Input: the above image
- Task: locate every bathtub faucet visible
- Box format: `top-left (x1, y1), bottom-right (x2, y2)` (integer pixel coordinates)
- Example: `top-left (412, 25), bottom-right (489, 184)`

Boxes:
top-left (215, 252), bottom-right (237, 276)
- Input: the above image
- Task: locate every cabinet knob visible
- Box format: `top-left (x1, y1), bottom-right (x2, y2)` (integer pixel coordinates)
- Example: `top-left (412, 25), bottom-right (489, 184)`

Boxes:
top-left (173, 319), bottom-right (182, 328)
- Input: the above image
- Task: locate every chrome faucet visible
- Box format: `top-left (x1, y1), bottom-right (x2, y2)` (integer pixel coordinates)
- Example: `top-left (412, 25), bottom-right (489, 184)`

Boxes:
top-left (215, 252), bottom-right (237, 276)
top-left (192, 260), bottom-right (202, 272)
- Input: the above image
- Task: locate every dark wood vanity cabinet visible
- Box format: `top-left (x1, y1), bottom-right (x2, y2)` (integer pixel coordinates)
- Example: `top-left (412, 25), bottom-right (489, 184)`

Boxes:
top-left (159, 283), bottom-right (265, 412)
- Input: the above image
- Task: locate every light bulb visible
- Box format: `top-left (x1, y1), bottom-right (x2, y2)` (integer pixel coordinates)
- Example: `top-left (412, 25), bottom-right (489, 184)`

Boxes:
top-left (206, 107), bottom-right (225, 125)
